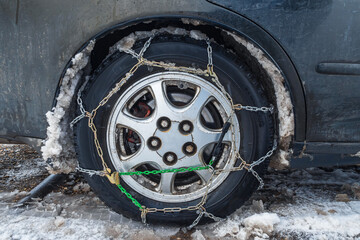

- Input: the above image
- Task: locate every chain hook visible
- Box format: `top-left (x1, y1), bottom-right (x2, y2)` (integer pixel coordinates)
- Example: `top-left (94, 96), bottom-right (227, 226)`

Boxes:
top-left (141, 207), bottom-right (149, 224)
top-left (233, 104), bottom-right (242, 111)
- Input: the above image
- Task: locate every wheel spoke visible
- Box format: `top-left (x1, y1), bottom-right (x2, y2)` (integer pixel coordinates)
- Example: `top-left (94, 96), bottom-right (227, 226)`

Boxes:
top-left (158, 172), bottom-right (176, 194)
top-left (182, 87), bottom-right (212, 121)
top-left (115, 109), bottom-right (156, 141)
top-left (192, 125), bottom-right (233, 151)
top-left (121, 146), bottom-right (159, 172)
top-left (177, 155), bottom-right (205, 169)
top-left (149, 81), bottom-right (178, 117)
top-left (196, 169), bottom-right (213, 184)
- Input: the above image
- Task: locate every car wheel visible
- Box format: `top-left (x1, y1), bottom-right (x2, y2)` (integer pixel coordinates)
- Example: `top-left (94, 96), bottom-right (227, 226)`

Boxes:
top-left (75, 34), bottom-right (274, 225)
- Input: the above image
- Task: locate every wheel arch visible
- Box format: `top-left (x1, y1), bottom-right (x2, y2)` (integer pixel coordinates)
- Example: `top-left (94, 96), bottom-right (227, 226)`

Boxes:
top-left (54, 15), bottom-right (305, 140)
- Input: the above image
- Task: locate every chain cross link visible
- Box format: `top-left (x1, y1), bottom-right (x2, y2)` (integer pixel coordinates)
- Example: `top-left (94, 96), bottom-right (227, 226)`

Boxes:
top-left (70, 77), bottom-right (90, 128)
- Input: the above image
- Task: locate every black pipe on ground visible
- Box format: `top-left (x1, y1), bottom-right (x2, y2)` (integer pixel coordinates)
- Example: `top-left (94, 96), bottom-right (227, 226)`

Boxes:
top-left (17, 174), bottom-right (67, 206)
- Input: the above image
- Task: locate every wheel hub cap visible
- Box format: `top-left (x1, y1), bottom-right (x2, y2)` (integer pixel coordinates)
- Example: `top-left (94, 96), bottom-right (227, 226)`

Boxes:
top-left (153, 121), bottom-right (192, 160)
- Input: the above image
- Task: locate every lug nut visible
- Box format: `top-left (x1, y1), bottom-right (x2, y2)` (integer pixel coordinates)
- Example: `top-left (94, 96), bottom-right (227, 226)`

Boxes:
top-left (179, 120), bottom-right (194, 135)
top-left (151, 139), bottom-right (159, 147)
top-left (185, 145), bottom-right (194, 153)
top-left (183, 123), bottom-right (191, 132)
top-left (157, 117), bottom-right (171, 131)
top-left (163, 152), bottom-right (177, 165)
top-left (147, 137), bottom-right (161, 151)
top-left (161, 120), bottom-right (169, 128)
top-left (166, 154), bottom-right (175, 162)
top-left (182, 142), bottom-right (197, 156)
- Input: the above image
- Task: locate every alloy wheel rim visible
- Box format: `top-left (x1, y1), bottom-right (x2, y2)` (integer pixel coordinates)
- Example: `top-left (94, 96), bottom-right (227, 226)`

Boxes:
top-left (107, 71), bottom-right (241, 203)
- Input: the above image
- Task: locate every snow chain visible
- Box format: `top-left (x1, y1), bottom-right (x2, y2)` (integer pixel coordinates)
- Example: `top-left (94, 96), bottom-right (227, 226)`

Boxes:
top-left (72, 35), bottom-right (277, 228)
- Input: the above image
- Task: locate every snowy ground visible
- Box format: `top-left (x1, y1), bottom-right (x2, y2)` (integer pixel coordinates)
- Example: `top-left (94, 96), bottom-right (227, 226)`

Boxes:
top-left (1, 144), bottom-right (360, 240)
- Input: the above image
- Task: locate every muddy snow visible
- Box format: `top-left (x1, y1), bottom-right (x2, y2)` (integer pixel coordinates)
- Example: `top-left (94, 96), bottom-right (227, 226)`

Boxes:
top-left (41, 40), bottom-right (95, 174)
top-left (1, 144), bottom-right (360, 239)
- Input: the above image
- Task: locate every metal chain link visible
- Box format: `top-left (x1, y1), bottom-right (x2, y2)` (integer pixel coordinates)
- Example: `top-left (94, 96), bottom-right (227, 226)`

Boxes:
top-left (70, 77), bottom-right (90, 128)
top-left (76, 164), bottom-right (105, 177)
top-left (139, 35), bottom-right (155, 58)
top-left (234, 104), bottom-right (274, 113)
top-left (249, 140), bottom-right (278, 169)
top-left (71, 34), bottom-right (278, 228)
top-left (118, 165), bottom-right (211, 176)
top-left (187, 207), bottom-right (206, 230)
top-left (206, 39), bottom-right (213, 72)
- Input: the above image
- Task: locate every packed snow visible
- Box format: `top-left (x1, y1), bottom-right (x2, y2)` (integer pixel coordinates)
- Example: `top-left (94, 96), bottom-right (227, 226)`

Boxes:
top-left (225, 31), bottom-right (294, 170)
top-left (1, 144), bottom-right (360, 239)
top-left (41, 41), bottom-right (95, 174)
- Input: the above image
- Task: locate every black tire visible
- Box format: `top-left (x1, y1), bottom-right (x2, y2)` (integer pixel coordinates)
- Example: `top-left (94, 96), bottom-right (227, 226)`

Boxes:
top-left (75, 34), bottom-right (274, 225)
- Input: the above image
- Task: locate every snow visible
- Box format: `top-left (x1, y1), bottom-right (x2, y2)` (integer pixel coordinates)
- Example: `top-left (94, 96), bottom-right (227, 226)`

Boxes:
top-left (243, 213), bottom-right (280, 236)
top-left (54, 216), bottom-right (66, 227)
top-left (201, 167), bottom-right (360, 239)
top-left (225, 31), bottom-right (295, 169)
top-left (181, 18), bottom-right (204, 26)
top-left (111, 27), bottom-right (208, 55)
top-left (191, 230), bottom-right (206, 240)
top-left (251, 199), bottom-right (264, 212)
top-left (277, 212), bottom-right (360, 237)
top-left (189, 30), bottom-right (208, 41)
top-left (1, 165), bottom-right (360, 239)
top-left (0, 190), bottom-right (29, 202)
top-left (0, 215), bottom-right (107, 240)
top-left (4, 159), bottom-right (46, 181)
top-left (41, 41), bottom-right (95, 174)
top-left (271, 149), bottom-right (291, 169)
top-left (72, 182), bottom-right (91, 193)
top-left (352, 183), bottom-right (360, 199)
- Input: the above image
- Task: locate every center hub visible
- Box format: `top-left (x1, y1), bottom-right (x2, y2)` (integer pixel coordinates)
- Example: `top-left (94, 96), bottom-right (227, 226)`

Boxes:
top-left (153, 121), bottom-right (193, 159)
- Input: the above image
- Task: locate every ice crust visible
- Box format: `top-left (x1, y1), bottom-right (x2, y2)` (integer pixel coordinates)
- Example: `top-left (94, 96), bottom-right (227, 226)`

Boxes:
top-left (191, 230), bottom-right (206, 240)
top-left (181, 18), bottom-right (205, 26)
top-left (213, 212), bottom-right (280, 239)
top-left (1, 165), bottom-right (360, 239)
top-left (244, 213), bottom-right (280, 236)
top-left (225, 32), bottom-right (295, 169)
top-left (109, 26), bottom-right (208, 54)
top-left (41, 41), bottom-right (95, 174)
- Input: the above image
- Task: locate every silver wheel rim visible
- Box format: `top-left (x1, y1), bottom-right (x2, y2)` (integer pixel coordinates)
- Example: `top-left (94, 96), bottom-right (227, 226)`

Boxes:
top-left (107, 72), bottom-right (240, 203)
